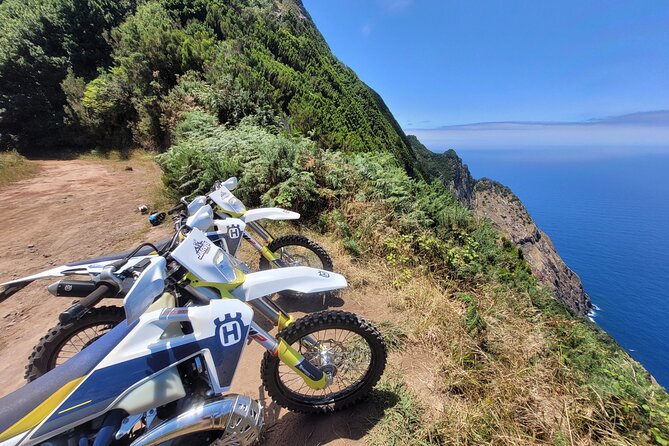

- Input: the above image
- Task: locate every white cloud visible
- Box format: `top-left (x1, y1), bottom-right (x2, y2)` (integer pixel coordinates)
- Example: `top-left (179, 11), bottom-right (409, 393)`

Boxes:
top-left (361, 23), bottom-right (373, 37)
top-left (405, 113), bottom-right (669, 152)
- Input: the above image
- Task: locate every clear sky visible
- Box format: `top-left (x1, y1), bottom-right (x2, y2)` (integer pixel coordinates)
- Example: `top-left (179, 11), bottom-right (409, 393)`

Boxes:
top-left (302, 0), bottom-right (669, 130)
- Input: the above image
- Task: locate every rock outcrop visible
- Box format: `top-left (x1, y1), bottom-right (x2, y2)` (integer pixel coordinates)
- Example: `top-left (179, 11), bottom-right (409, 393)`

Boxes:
top-left (409, 136), bottom-right (592, 315)
top-left (472, 179), bottom-right (592, 314)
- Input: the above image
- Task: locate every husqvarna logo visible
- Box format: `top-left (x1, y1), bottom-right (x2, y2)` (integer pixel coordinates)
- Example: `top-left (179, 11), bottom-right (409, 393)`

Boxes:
top-left (226, 225), bottom-right (241, 239)
top-left (193, 239), bottom-right (211, 260)
top-left (215, 313), bottom-right (244, 346)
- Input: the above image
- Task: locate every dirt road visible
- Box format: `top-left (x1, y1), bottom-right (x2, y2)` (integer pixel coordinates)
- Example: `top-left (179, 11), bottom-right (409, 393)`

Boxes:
top-left (0, 160), bottom-right (391, 445)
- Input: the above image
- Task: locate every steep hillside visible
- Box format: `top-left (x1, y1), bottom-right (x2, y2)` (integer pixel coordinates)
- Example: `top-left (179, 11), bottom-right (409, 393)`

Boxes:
top-left (473, 179), bottom-right (592, 314)
top-left (409, 135), bottom-right (475, 207)
top-left (0, 0), bottom-right (419, 173)
top-left (409, 135), bottom-right (592, 315)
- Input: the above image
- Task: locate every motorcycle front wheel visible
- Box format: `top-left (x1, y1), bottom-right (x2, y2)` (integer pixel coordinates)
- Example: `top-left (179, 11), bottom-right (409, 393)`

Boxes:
top-left (258, 235), bottom-right (333, 272)
top-left (260, 310), bottom-right (387, 414)
top-left (25, 306), bottom-right (125, 382)
top-left (258, 235), bottom-right (334, 298)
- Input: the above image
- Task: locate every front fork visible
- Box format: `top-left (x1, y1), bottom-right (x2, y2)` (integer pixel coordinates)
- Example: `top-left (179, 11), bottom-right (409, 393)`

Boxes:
top-left (247, 297), bottom-right (325, 389)
top-left (184, 285), bottom-right (325, 389)
top-left (249, 322), bottom-right (328, 390)
top-left (243, 222), bottom-right (287, 268)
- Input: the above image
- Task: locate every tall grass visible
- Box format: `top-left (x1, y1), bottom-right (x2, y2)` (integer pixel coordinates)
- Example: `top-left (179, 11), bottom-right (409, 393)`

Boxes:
top-left (0, 151), bottom-right (38, 187)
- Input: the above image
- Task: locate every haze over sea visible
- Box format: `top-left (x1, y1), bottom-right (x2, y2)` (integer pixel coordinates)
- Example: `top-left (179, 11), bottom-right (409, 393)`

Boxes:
top-left (412, 139), bottom-right (669, 386)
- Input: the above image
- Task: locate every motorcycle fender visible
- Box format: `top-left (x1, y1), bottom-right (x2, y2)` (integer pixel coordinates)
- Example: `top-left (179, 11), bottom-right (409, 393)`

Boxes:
top-left (241, 207), bottom-right (299, 223)
top-left (0, 256), bottom-right (158, 302)
top-left (230, 266), bottom-right (347, 302)
top-left (0, 264), bottom-right (100, 302)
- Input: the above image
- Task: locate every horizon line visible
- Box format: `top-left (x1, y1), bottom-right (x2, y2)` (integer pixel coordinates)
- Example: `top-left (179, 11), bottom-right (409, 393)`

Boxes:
top-left (403, 109), bottom-right (669, 131)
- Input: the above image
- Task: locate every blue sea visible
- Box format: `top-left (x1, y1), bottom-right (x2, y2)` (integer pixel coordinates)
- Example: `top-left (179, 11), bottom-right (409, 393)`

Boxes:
top-left (459, 148), bottom-right (669, 387)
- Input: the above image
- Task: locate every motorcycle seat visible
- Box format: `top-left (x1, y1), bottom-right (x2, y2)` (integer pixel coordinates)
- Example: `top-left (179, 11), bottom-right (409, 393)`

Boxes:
top-left (0, 320), bottom-right (134, 442)
top-left (65, 237), bottom-right (172, 267)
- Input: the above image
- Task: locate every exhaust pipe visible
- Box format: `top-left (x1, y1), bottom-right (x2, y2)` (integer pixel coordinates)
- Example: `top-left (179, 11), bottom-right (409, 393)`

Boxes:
top-left (47, 280), bottom-right (125, 298)
top-left (129, 395), bottom-right (262, 446)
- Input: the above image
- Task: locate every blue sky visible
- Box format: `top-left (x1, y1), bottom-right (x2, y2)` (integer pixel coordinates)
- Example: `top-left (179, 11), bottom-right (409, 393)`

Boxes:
top-left (302, 0), bottom-right (669, 150)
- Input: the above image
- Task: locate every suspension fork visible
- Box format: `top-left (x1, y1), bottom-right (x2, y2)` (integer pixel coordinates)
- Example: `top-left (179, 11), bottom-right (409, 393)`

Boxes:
top-left (246, 221), bottom-right (274, 243)
top-left (248, 297), bottom-right (318, 345)
top-left (242, 230), bottom-right (287, 268)
top-left (181, 285), bottom-right (324, 388)
top-left (248, 296), bottom-right (294, 331)
top-left (249, 321), bottom-right (328, 390)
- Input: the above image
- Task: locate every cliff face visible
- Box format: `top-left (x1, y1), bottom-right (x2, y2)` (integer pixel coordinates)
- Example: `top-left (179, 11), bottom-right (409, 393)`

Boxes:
top-left (473, 180), bottom-right (592, 314)
top-left (409, 136), bottom-right (592, 315)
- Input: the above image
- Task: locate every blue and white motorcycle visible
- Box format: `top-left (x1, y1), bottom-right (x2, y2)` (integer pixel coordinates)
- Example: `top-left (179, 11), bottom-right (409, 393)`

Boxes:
top-left (0, 216), bottom-right (387, 446)
top-left (1, 178), bottom-right (333, 381)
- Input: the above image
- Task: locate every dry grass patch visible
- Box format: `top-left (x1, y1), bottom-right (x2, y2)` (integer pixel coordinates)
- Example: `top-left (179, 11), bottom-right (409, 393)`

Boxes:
top-left (0, 151), bottom-right (39, 187)
top-left (369, 265), bottom-right (646, 445)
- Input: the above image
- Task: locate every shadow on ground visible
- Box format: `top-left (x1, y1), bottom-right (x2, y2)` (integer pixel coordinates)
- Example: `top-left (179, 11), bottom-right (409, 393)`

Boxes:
top-left (258, 385), bottom-right (400, 445)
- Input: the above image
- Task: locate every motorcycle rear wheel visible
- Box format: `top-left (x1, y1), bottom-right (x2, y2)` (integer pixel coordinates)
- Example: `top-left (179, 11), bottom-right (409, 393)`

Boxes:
top-left (25, 305), bottom-right (125, 382)
top-left (260, 310), bottom-right (387, 414)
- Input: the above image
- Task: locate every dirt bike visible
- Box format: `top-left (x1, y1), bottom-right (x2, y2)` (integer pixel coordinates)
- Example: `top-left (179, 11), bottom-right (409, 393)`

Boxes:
top-left (152, 177), bottom-right (332, 273)
top-left (0, 216), bottom-right (387, 446)
top-left (1, 180), bottom-right (332, 381)
top-left (0, 177), bottom-right (331, 303)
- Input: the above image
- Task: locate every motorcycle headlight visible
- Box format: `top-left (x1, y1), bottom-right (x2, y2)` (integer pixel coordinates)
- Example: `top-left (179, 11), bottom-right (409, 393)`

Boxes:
top-left (227, 196), bottom-right (246, 214)
top-left (214, 250), bottom-right (245, 283)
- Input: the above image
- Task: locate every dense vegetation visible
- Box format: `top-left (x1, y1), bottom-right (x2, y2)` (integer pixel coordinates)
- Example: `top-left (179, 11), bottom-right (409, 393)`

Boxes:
top-left (0, 0), bottom-right (418, 173)
top-left (1, 0), bottom-right (668, 443)
top-left (0, 0), bottom-right (137, 153)
top-left (409, 135), bottom-right (463, 184)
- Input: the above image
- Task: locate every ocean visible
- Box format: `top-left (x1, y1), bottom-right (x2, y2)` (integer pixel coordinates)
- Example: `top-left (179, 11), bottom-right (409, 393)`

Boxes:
top-left (458, 148), bottom-right (669, 387)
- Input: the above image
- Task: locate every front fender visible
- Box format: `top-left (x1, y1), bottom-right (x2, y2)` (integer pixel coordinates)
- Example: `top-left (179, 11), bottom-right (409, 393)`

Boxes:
top-left (241, 207), bottom-right (300, 223)
top-left (230, 267), bottom-right (346, 301)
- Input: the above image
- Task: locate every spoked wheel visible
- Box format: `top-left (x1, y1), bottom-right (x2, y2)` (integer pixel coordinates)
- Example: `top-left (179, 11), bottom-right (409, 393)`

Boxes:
top-left (258, 235), bottom-right (334, 298)
top-left (25, 306), bottom-right (125, 382)
top-left (258, 235), bottom-right (333, 271)
top-left (260, 311), bottom-right (387, 414)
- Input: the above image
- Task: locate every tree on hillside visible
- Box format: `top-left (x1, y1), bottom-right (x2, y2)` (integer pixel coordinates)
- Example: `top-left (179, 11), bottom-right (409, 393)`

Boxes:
top-left (0, 0), bottom-right (136, 154)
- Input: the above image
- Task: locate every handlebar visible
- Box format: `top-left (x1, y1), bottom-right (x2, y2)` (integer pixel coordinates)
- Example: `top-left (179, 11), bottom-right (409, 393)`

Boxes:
top-left (58, 283), bottom-right (115, 324)
top-left (168, 202), bottom-right (187, 214)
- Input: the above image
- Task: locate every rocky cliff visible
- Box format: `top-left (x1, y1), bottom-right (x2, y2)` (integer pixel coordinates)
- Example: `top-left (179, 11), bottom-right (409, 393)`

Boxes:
top-left (408, 136), bottom-right (592, 315)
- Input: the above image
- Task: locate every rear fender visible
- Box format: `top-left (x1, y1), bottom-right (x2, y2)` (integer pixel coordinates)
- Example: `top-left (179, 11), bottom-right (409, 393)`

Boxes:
top-left (0, 256), bottom-right (156, 302)
top-left (0, 264), bottom-right (99, 302)
top-left (230, 266), bottom-right (347, 302)
top-left (241, 207), bottom-right (299, 223)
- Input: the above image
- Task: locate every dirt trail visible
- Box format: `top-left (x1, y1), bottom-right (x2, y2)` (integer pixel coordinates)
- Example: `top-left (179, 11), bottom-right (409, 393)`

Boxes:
top-left (0, 160), bottom-right (171, 392)
top-left (0, 160), bottom-right (395, 445)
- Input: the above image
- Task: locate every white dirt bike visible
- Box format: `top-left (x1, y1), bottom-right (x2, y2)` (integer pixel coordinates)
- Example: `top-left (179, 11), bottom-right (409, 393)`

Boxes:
top-left (151, 177), bottom-right (333, 272)
top-left (0, 179), bottom-right (332, 381)
top-left (0, 216), bottom-right (387, 446)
